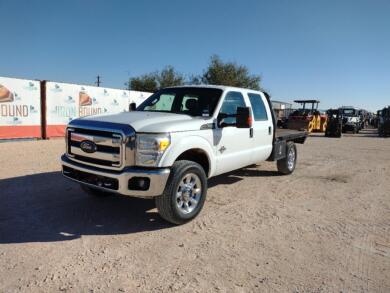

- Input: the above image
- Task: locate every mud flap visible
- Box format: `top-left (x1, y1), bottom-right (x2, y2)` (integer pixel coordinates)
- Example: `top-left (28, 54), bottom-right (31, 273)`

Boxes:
top-left (267, 140), bottom-right (287, 161)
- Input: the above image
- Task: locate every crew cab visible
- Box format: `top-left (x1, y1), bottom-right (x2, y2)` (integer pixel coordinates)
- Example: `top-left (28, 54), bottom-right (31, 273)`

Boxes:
top-left (61, 86), bottom-right (307, 224)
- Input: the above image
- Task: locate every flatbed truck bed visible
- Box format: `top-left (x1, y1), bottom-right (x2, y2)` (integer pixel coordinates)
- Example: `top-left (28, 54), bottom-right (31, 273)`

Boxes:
top-left (275, 128), bottom-right (308, 143)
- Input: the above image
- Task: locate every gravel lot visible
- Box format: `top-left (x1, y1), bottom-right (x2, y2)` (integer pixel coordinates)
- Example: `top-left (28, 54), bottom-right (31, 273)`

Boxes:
top-left (0, 129), bottom-right (389, 292)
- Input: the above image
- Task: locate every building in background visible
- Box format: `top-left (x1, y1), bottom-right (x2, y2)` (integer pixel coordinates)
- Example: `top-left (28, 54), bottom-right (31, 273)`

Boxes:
top-left (271, 100), bottom-right (293, 128)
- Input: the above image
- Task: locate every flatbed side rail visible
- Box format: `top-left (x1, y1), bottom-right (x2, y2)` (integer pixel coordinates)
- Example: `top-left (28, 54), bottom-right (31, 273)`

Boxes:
top-left (275, 132), bottom-right (308, 144)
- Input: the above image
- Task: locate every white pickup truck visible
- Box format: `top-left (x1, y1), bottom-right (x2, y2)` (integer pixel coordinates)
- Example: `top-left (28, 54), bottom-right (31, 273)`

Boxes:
top-left (61, 85), bottom-right (307, 224)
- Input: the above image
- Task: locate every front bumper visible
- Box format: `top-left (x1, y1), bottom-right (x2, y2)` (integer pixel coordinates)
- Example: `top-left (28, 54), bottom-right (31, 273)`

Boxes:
top-left (343, 123), bottom-right (356, 131)
top-left (61, 154), bottom-right (170, 197)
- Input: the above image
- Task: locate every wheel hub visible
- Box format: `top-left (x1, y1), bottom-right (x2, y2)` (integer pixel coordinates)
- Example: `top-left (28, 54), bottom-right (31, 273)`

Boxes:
top-left (287, 148), bottom-right (296, 170)
top-left (176, 173), bottom-right (202, 214)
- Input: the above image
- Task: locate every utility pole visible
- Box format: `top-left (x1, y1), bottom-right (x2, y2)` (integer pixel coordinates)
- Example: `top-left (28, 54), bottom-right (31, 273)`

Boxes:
top-left (95, 75), bottom-right (102, 87)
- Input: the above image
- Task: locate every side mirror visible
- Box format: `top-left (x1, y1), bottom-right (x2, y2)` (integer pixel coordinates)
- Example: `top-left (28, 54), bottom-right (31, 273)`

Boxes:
top-left (236, 107), bottom-right (252, 128)
top-left (129, 102), bottom-right (136, 111)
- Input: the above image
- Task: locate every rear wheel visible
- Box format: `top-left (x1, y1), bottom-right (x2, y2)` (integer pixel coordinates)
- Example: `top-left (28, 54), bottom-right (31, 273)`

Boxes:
top-left (155, 160), bottom-right (207, 225)
top-left (277, 142), bottom-right (297, 175)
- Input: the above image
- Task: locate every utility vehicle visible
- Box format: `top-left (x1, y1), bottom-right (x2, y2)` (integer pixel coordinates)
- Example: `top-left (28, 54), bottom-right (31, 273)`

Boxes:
top-left (340, 107), bottom-right (361, 133)
top-left (378, 106), bottom-right (390, 137)
top-left (325, 109), bottom-right (342, 137)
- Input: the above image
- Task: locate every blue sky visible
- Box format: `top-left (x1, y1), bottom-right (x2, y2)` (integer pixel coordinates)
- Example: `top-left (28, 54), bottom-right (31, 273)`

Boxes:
top-left (0, 0), bottom-right (389, 111)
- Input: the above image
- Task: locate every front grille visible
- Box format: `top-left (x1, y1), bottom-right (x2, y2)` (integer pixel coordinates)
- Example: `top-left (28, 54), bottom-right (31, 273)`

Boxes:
top-left (65, 117), bottom-right (139, 170)
top-left (67, 127), bottom-right (123, 168)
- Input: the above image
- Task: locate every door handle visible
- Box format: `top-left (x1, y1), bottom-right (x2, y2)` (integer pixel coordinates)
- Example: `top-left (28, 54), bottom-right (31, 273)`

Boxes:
top-left (250, 128), bottom-right (253, 138)
top-left (268, 126), bottom-right (272, 135)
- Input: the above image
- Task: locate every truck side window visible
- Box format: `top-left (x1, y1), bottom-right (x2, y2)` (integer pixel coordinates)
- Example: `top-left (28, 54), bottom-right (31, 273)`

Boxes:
top-left (248, 93), bottom-right (268, 121)
top-left (219, 91), bottom-right (246, 124)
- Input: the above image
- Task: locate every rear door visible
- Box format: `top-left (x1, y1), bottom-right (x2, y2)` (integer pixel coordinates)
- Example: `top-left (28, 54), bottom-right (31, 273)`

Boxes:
top-left (214, 91), bottom-right (253, 175)
top-left (247, 92), bottom-right (273, 162)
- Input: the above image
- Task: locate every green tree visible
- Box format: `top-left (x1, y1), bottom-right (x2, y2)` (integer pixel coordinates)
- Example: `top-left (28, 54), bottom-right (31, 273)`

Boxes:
top-left (199, 55), bottom-right (262, 90)
top-left (127, 66), bottom-right (185, 92)
top-left (128, 73), bottom-right (158, 92)
top-left (157, 66), bottom-right (185, 89)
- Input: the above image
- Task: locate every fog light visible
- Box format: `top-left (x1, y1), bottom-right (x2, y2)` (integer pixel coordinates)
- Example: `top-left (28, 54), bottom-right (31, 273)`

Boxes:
top-left (128, 177), bottom-right (150, 191)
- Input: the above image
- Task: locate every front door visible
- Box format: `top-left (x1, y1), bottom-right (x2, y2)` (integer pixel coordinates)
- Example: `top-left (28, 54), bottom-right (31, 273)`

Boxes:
top-left (214, 91), bottom-right (253, 175)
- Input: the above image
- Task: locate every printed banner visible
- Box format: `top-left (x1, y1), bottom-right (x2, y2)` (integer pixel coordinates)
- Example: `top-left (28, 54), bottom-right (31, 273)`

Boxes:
top-left (129, 90), bottom-right (153, 106)
top-left (45, 82), bottom-right (151, 137)
top-left (0, 77), bottom-right (41, 139)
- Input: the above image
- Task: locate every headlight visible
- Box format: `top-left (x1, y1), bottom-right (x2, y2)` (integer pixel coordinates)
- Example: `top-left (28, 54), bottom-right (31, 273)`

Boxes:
top-left (135, 133), bottom-right (170, 166)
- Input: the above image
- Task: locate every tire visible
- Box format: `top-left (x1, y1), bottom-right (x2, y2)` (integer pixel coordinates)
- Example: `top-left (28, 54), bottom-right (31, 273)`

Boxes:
top-left (155, 160), bottom-right (207, 225)
top-left (80, 184), bottom-right (112, 197)
top-left (277, 142), bottom-right (297, 175)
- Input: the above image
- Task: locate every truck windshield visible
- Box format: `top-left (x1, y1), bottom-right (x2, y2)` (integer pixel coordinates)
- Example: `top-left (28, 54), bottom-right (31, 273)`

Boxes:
top-left (136, 87), bottom-right (223, 117)
top-left (342, 109), bottom-right (356, 116)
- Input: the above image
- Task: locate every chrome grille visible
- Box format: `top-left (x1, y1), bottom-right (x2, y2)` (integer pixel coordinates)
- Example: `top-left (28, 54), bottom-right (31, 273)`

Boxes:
top-left (65, 120), bottom-right (135, 170)
top-left (67, 128), bottom-right (123, 168)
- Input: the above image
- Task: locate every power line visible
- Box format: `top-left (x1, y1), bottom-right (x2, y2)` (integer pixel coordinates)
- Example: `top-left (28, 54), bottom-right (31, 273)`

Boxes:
top-left (95, 75), bottom-right (102, 87)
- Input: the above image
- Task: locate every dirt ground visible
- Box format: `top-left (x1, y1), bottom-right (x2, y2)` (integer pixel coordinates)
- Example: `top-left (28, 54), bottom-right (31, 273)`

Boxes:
top-left (0, 129), bottom-right (389, 292)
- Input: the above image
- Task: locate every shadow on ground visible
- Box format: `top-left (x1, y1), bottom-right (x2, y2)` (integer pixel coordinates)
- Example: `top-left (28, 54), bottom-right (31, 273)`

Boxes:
top-left (0, 171), bottom-right (173, 244)
top-left (0, 166), bottom-right (280, 244)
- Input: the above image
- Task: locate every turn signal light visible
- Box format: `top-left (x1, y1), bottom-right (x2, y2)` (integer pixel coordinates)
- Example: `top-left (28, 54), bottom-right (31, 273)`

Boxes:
top-left (247, 116), bottom-right (253, 127)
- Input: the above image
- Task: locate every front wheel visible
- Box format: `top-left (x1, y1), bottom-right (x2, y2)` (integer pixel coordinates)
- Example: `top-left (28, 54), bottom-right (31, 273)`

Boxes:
top-left (277, 142), bottom-right (297, 175)
top-left (155, 160), bottom-right (207, 225)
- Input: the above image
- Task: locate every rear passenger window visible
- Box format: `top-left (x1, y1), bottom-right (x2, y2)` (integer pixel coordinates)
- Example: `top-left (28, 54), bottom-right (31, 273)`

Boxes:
top-left (248, 93), bottom-right (268, 121)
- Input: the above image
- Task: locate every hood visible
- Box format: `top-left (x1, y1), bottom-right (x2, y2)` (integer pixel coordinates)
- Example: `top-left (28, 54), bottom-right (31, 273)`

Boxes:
top-left (79, 111), bottom-right (212, 133)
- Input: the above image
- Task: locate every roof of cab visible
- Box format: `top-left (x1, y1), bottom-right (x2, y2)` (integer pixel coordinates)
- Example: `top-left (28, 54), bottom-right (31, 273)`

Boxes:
top-left (167, 84), bottom-right (264, 93)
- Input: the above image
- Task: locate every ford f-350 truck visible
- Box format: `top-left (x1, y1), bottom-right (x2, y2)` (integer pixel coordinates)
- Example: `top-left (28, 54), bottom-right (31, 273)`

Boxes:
top-left (61, 86), bottom-right (307, 224)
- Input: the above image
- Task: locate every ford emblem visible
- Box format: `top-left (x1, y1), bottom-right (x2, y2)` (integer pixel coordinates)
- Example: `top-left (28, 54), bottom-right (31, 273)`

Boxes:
top-left (80, 140), bottom-right (97, 153)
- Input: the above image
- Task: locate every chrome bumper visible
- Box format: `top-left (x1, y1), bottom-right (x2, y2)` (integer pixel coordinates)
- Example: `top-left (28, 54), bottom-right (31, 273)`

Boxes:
top-left (61, 155), bottom-right (170, 198)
